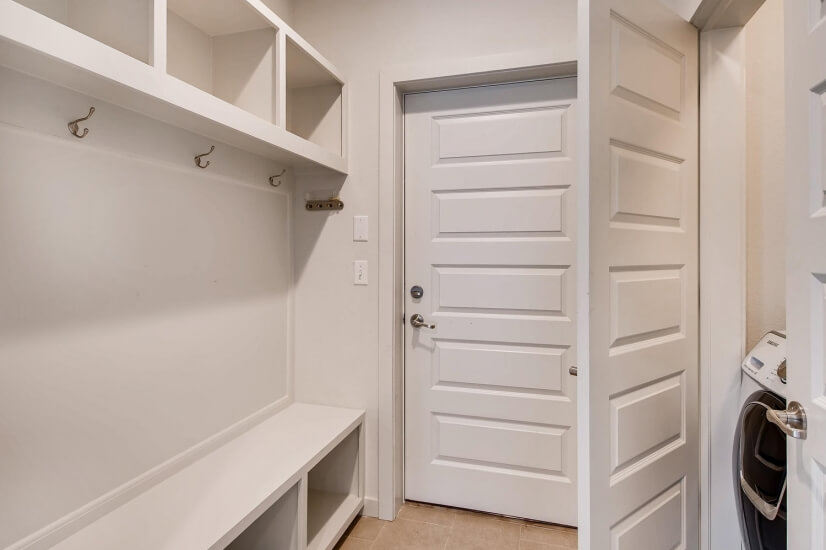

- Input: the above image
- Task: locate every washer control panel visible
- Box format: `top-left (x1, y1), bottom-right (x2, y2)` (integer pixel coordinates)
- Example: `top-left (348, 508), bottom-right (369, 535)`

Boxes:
top-left (742, 330), bottom-right (787, 398)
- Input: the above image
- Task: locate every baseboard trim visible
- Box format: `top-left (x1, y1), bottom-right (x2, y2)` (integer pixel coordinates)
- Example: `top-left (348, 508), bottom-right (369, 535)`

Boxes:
top-left (9, 396), bottom-right (292, 550)
top-left (362, 496), bottom-right (380, 518)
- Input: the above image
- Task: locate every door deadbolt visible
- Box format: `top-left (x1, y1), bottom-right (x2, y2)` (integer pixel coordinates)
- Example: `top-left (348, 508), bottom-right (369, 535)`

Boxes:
top-left (410, 285), bottom-right (424, 299)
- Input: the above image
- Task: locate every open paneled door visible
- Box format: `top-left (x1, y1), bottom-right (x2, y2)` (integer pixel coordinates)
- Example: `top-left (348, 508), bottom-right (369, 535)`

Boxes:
top-left (578, 0), bottom-right (699, 548)
top-left (785, 3), bottom-right (826, 549)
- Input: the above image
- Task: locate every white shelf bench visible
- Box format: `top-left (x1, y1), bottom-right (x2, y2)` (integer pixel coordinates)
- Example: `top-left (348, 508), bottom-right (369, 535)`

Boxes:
top-left (0, 0), bottom-right (347, 174)
top-left (47, 403), bottom-right (364, 550)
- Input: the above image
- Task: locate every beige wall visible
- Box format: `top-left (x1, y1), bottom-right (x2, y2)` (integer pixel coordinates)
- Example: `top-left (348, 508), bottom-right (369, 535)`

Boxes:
top-left (290, 0), bottom-right (577, 510)
top-left (0, 67), bottom-right (292, 546)
top-left (745, 0), bottom-right (785, 349)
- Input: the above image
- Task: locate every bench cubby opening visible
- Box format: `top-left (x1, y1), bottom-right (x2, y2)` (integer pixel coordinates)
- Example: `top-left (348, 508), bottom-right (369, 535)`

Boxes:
top-left (307, 428), bottom-right (361, 550)
top-left (225, 482), bottom-right (300, 550)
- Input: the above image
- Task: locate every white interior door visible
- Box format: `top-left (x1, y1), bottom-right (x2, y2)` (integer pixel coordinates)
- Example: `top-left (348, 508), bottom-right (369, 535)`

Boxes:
top-left (785, 3), bottom-right (826, 549)
top-left (404, 78), bottom-right (578, 525)
top-left (579, 1), bottom-right (699, 548)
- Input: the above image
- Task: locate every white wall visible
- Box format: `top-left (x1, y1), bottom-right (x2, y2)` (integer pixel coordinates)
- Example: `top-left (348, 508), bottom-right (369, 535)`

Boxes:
top-left (0, 67), bottom-right (293, 547)
top-left (745, 0), bottom-right (785, 349)
top-left (289, 0), bottom-right (577, 513)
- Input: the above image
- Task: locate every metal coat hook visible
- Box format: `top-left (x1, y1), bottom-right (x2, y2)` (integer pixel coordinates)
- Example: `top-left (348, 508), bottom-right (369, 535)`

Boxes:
top-left (194, 145), bottom-right (215, 169)
top-left (68, 106), bottom-right (95, 139)
top-left (269, 169), bottom-right (287, 187)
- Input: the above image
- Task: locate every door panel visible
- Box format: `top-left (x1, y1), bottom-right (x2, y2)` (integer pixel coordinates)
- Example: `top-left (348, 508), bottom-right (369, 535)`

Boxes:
top-left (404, 78), bottom-right (577, 525)
top-left (785, 3), bottom-right (826, 549)
top-left (581, 0), bottom-right (698, 548)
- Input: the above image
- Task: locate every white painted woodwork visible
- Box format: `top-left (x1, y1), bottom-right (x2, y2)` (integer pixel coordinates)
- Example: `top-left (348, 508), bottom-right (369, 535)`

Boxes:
top-left (437, 342), bottom-right (568, 393)
top-left (46, 404), bottom-right (363, 550)
top-left (609, 268), bottom-right (683, 346)
top-left (169, 0), bottom-right (269, 36)
top-left (699, 26), bottom-right (747, 550)
top-left (285, 38), bottom-right (343, 155)
top-left (307, 429), bottom-right (362, 550)
top-left (610, 15), bottom-right (684, 117)
top-left (693, 0), bottom-right (767, 31)
top-left (580, 0), bottom-right (699, 548)
top-left (436, 189), bottom-right (565, 234)
top-left (1, 0), bottom-right (346, 172)
top-left (286, 37), bottom-right (338, 89)
top-left (13, 0), bottom-right (152, 63)
top-left (784, 3), bottom-right (826, 550)
top-left (610, 143), bottom-right (682, 228)
top-left (404, 78), bottom-right (577, 525)
top-left (225, 483), bottom-right (300, 550)
top-left (435, 108), bottom-right (564, 159)
top-left (609, 480), bottom-right (684, 549)
top-left (609, 376), bottom-right (683, 474)
top-left (318, 34), bottom-right (576, 521)
top-left (167, 1), bottom-right (279, 124)
top-left (0, 66), bottom-right (294, 550)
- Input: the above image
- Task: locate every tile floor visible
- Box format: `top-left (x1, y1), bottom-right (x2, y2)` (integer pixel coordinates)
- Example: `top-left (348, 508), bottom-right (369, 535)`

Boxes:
top-left (335, 501), bottom-right (578, 550)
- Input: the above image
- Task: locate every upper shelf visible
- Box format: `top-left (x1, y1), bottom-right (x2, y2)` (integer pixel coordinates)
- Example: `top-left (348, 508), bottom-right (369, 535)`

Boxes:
top-left (0, 0), bottom-right (347, 175)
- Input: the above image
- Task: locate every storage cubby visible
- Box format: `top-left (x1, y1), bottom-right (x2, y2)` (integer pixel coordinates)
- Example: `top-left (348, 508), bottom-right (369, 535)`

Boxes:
top-left (225, 483), bottom-right (300, 550)
top-left (286, 38), bottom-right (343, 156)
top-left (13, 0), bottom-right (152, 63)
top-left (167, 0), bottom-right (278, 123)
top-left (307, 429), bottom-right (361, 550)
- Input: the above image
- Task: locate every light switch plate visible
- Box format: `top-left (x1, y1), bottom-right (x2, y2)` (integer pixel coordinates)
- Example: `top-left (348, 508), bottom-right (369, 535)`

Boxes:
top-left (354, 260), bottom-right (368, 285)
top-left (353, 216), bottom-right (368, 242)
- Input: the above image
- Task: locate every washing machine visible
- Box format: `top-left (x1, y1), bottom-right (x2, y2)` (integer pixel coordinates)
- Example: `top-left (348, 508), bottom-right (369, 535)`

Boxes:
top-left (733, 330), bottom-right (788, 550)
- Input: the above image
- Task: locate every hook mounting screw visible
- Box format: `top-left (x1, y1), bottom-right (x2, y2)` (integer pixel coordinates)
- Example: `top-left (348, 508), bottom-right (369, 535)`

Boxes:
top-left (269, 169), bottom-right (287, 187)
top-left (195, 145), bottom-right (215, 169)
top-left (68, 107), bottom-right (95, 139)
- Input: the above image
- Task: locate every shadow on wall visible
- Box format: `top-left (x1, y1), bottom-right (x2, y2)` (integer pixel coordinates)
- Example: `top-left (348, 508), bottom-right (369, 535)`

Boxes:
top-left (293, 172), bottom-right (347, 279)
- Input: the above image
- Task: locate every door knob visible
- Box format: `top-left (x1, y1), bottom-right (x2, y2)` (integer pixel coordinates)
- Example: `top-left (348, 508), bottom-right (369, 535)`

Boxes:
top-left (410, 314), bottom-right (436, 329)
top-left (767, 401), bottom-right (807, 440)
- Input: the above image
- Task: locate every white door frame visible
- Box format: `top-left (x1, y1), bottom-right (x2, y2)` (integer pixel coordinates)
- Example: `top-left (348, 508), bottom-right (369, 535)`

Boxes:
top-left (376, 49), bottom-right (577, 520)
top-left (375, 0), bottom-right (771, 538)
top-left (698, 27), bottom-right (748, 550)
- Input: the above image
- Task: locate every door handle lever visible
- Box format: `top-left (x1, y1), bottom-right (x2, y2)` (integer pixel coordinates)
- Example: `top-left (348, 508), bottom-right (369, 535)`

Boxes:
top-left (410, 314), bottom-right (436, 329)
top-left (767, 401), bottom-right (807, 440)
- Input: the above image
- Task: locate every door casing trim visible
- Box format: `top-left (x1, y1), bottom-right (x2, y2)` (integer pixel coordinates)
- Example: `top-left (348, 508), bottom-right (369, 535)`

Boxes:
top-left (376, 50), bottom-right (577, 520)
